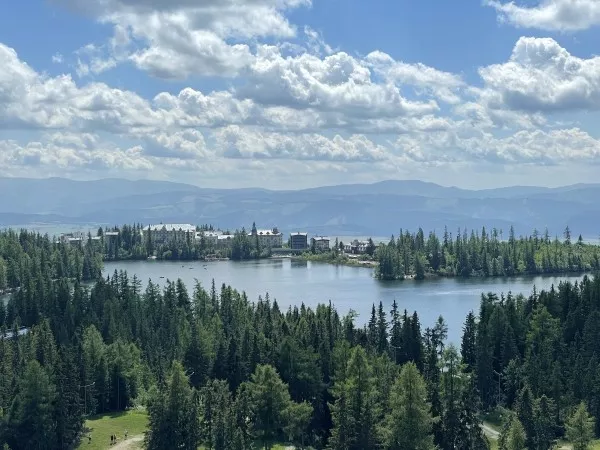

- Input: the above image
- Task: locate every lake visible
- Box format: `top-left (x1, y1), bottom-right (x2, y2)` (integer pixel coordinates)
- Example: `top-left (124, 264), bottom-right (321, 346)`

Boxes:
top-left (103, 258), bottom-right (586, 344)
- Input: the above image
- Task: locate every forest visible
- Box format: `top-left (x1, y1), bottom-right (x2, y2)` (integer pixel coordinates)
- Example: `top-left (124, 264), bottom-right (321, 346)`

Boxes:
top-left (376, 226), bottom-right (600, 280)
top-left (1, 229), bottom-right (600, 449)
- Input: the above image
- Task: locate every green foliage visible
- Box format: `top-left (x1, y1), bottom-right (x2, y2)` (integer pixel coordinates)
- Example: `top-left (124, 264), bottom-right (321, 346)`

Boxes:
top-left (245, 364), bottom-right (295, 450)
top-left (376, 226), bottom-right (600, 279)
top-left (145, 361), bottom-right (200, 450)
top-left (500, 415), bottom-right (526, 450)
top-left (5, 360), bottom-right (57, 450)
top-left (567, 403), bottom-right (596, 450)
top-left (3, 225), bottom-right (600, 450)
top-left (379, 362), bottom-right (435, 450)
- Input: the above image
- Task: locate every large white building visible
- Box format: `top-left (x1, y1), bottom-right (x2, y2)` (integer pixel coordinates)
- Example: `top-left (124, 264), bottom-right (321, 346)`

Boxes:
top-left (142, 224), bottom-right (196, 244)
top-left (249, 227), bottom-right (283, 248)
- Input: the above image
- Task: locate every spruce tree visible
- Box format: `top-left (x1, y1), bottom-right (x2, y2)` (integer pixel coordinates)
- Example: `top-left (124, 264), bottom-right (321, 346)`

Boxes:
top-left (145, 362), bottom-right (200, 450)
top-left (566, 403), bottom-right (595, 450)
top-left (379, 362), bottom-right (435, 450)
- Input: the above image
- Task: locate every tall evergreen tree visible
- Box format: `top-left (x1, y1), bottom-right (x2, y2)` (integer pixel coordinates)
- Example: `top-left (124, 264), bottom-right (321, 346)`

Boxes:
top-left (145, 362), bottom-right (200, 450)
top-left (6, 360), bottom-right (57, 450)
top-left (379, 362), bottom-right (435, 450)
top-left (566, 403), bottom-right (595, 450)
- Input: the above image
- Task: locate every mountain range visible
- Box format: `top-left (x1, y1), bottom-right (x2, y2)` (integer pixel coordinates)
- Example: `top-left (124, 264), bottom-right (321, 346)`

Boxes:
top-left (0, 177), bottom-right (598, 238)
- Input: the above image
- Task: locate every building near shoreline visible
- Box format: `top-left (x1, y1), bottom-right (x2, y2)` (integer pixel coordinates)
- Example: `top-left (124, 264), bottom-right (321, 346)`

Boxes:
top-left (142, 224), bottom-right (196, 244)
top-left (312, 236), bottom-right (330, 251)
top-left (197, 230), bottom-right (223, 245)
top-left (250, 224), bottom-right (283, 248)
top-left (290, 232), bottom-right (309, 250)
top-left (344, 239), bottom-right (369, 254)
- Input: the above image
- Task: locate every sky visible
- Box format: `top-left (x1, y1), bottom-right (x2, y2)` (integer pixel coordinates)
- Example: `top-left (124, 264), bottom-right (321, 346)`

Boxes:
top-left (1, 0), bottom-right (600, 189)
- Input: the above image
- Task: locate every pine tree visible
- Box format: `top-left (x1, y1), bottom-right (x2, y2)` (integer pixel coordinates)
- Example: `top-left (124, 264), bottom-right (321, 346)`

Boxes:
top-left (515, 385), bottom-right (535, 448)
top-left (55, 346), bottom-right (83, 449)
top-left (379, 362), bottom-right (435, 450)
top-left (246, 364), bottom-right (292, 450)
top-left (566, 403), bottom-right (595, 450)
top-left (145, 362), bottom-right (200, 450)
top-left (376, 301), bottom-right (388, 354)
top-left (461, 311), bottom-right (477, 371)
top-left (283, 401), bottom-right (313, 450)
top-left (328, 346), bottom-right (377, 450)
top-left (533, 395), bottom-right (556, 450)
top-left (6, 360), bottom-right (57, 450)
top-left (500, 415), bottom-right (526, 450)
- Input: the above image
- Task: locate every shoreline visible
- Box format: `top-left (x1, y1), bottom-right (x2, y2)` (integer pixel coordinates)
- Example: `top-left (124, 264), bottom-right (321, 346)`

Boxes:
top-left (100, 255), bottom-right (596, 283)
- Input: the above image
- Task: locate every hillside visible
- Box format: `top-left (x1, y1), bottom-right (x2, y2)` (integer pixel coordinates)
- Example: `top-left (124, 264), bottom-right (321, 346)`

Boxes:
top-left (0, 177), bottom-right (599, 237)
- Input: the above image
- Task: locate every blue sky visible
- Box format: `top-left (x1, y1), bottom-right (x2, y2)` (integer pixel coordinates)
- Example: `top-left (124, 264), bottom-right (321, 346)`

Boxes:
top-left (1, 0), bottom-right (600, 189)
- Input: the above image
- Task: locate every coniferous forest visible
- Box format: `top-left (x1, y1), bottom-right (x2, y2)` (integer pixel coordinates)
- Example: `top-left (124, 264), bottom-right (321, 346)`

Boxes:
top-left (376, 226), bottom-right (600, 280)
top-left (1, 229), bottom-right (600, 449)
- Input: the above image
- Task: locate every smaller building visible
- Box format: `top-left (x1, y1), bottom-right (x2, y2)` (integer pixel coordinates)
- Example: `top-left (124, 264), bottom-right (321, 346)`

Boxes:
top-left (312, 236), bottom-right (330, 251)
top-left (197, 230), bottom-right (222, 246)
top-left (290, 232), bottom-right (309, 251)
top-left (344, 239), bottom-right (369, 254)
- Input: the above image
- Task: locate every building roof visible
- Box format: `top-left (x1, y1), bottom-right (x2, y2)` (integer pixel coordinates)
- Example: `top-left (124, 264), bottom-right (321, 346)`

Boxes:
top-left (200, 231), bottom-right (222, 237)
top-left (104, 231), bottom-right (119, 236)
top-left (218, 235), bottom-right (233, 240)
top-left (250, 229), bottom-right (282, 236)
top-left (313, 236), bottom-right (330, 241)
top-left (290, 232), bottom-right (308, 237)
top-left (145, 224), bottom-right (196, 232)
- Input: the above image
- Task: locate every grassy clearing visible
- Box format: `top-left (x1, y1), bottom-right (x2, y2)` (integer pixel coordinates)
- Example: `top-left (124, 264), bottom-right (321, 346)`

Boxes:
top-left (78, 409), bottom-right (148, 450)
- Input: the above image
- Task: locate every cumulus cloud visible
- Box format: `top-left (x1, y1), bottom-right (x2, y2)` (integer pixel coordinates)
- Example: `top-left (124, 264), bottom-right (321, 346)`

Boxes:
top-left (455, 36), bottom-right (600, 129)
top-left (57, 0), bottom-right (311, 79)
top-left (486, 0), bottom-right (600, 31)
top-left (394, 126), bottom-right (600, 165)
top-left (366, 51), bottom-right (465, 104)
top-left (240, 46), bottom-right (439, 118)
top-left (216, 126), bottom-right (390, 162)
top-left (0, 134), bottom-right (154, 173)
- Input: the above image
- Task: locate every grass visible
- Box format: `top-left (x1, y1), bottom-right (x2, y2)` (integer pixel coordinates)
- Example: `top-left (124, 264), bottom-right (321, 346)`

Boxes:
top-left (78, 409), bottom-right (148, 450)
top-left (78, 410), bottom-right (301, 450)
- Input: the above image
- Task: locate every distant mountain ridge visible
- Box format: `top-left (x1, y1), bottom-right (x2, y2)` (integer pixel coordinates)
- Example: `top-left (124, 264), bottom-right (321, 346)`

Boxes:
top-left (0, 177), bottom-right (599, 238)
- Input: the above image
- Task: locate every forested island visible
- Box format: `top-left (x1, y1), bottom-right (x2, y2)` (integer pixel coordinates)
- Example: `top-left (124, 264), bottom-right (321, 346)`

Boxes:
top-left (1, 229), bottom-right (600, 449)
top-left (375, 226), bottom-right (600, 280)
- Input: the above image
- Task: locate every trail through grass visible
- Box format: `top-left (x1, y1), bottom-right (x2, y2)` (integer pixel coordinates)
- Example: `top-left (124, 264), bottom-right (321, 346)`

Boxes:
top-left (78, 409), bottom-right (148, 450)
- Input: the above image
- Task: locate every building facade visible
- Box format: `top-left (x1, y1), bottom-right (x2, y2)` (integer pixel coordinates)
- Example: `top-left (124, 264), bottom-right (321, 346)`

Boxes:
top-left (249, 227), bottom-right (283, 248)
top-left (290, 232), bottom-right (309, 250)
top-left (312, 236), bottom-right (330, 251)
top-left (197, 230), bottom-right (222, 246)
top-left (142, 224), bottom-right (196, 244)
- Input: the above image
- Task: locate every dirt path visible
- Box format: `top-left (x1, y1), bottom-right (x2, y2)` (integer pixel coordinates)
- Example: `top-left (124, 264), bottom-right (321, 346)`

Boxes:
top-left (111, 435), bottom-right (144, 450)
top-left (481, 422), bottom-right (500, 439)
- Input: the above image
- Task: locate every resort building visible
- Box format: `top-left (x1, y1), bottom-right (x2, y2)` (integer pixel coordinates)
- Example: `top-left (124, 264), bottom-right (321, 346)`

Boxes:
top-left (196, 230), bottom-right (222, 245)
top-left (290, 232), bottom-right (309, 251)
top-left (312, 236), bottom-right (330, 251)
top-left (249, 226), bottom-right (283, 248)
top-left (344, 239), bottom-right (369, 254)
top-left (142, 224), bottom-right (196, 244)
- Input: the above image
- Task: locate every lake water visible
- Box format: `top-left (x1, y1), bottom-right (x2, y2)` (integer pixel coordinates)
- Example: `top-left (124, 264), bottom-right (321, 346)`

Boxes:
top-left (103, 259), bottom-right (586, 343)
